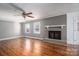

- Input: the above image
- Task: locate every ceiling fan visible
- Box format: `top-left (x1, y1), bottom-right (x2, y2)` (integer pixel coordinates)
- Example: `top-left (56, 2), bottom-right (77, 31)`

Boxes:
top-left (10, 3), bottom-right (34, 19)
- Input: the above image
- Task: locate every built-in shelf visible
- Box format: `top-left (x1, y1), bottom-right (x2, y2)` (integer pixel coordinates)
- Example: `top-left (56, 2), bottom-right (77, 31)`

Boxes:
top-left (45, 25), bottom-right (66, 29)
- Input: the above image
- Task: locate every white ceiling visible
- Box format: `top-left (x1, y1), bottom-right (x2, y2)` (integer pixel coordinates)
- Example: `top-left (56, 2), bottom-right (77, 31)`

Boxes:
top-left (0, 3), bottom-right (79, 22)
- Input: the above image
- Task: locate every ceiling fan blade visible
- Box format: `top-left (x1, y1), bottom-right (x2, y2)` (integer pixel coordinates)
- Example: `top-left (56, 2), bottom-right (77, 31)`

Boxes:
top-left (25, 12), bottom-right (32, 15)
top-left (9, 3), bottom-right (25, 12)
top-left (27, 15), bottom-right (34, 18)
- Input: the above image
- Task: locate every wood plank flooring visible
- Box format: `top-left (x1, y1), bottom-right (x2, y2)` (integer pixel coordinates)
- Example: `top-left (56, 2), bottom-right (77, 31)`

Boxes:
top-left (0, 37), bottom-right (79, 56)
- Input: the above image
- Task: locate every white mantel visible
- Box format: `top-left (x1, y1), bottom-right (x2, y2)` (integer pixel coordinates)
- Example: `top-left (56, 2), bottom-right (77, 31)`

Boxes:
top-left (45, 25), bottom-right (66, 29)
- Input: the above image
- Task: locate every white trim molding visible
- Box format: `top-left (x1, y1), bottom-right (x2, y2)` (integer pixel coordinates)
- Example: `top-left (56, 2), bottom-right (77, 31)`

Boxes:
top-left (0, 36), bottom-right (22, 41)
top-left (24, 36), bottom-right (66, 42)
top-left (24, 36), bottom-right (66, 46)
top-left (24, 36), bottom-right (44, 40)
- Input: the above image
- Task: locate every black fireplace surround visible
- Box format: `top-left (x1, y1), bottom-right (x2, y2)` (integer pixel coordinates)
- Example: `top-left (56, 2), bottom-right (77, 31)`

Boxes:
top-left (48, 31), bottom-right (61, 40)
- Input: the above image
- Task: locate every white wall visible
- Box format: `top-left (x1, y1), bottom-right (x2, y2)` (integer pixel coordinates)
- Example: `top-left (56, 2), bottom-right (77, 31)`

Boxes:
top-left (0, 20), bottom-right (21, 39)
top-left (14, 22), bottom-right (21, 35)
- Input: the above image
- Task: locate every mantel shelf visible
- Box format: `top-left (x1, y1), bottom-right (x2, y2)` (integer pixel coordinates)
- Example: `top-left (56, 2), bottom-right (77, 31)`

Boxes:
top-left (45, 25), bottom-right (66, 29)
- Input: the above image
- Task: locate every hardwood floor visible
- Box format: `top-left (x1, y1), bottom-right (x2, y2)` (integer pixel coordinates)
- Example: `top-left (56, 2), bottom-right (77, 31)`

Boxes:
top-left (0, 37), bottom-right (79, 56)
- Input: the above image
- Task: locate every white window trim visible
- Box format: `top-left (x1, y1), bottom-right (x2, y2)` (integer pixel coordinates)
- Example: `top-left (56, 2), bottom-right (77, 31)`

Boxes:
top-left (33, 22), bottom-right (40, 34)
top-left (25, 23), bottom-right (30, 33)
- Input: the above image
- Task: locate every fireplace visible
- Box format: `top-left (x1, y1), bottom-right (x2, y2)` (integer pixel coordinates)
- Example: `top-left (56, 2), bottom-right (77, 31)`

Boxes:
top-left (48, 31), bottom-right (61, 40)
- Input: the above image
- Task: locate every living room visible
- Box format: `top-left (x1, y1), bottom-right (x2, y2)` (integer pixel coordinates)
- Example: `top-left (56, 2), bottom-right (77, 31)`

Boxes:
top-left (0, 3), bottom-right (79, 56)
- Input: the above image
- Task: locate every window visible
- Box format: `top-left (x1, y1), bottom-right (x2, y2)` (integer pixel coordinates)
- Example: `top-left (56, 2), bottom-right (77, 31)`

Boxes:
top-left (25, 23), bottom-right (30, 33)
top-left (33, 22), bottom-right (40, 34)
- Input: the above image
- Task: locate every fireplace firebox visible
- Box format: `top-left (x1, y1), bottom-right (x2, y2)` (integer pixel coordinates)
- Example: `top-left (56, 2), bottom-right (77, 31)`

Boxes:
top-left (48, 31), bottom-right (61, 40)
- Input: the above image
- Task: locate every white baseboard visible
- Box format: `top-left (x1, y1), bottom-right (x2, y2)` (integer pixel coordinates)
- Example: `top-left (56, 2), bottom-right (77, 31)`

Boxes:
top-left (0, 35), bottom-right (67, 46)
top-left (24, 36), bottom-right (44, 40)
top-left (0, 36), bottom-right (22, 41)
top-left (24, 36), bottom-right (66, 42)
top-left (24, 36), bottom-right (67, 46)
